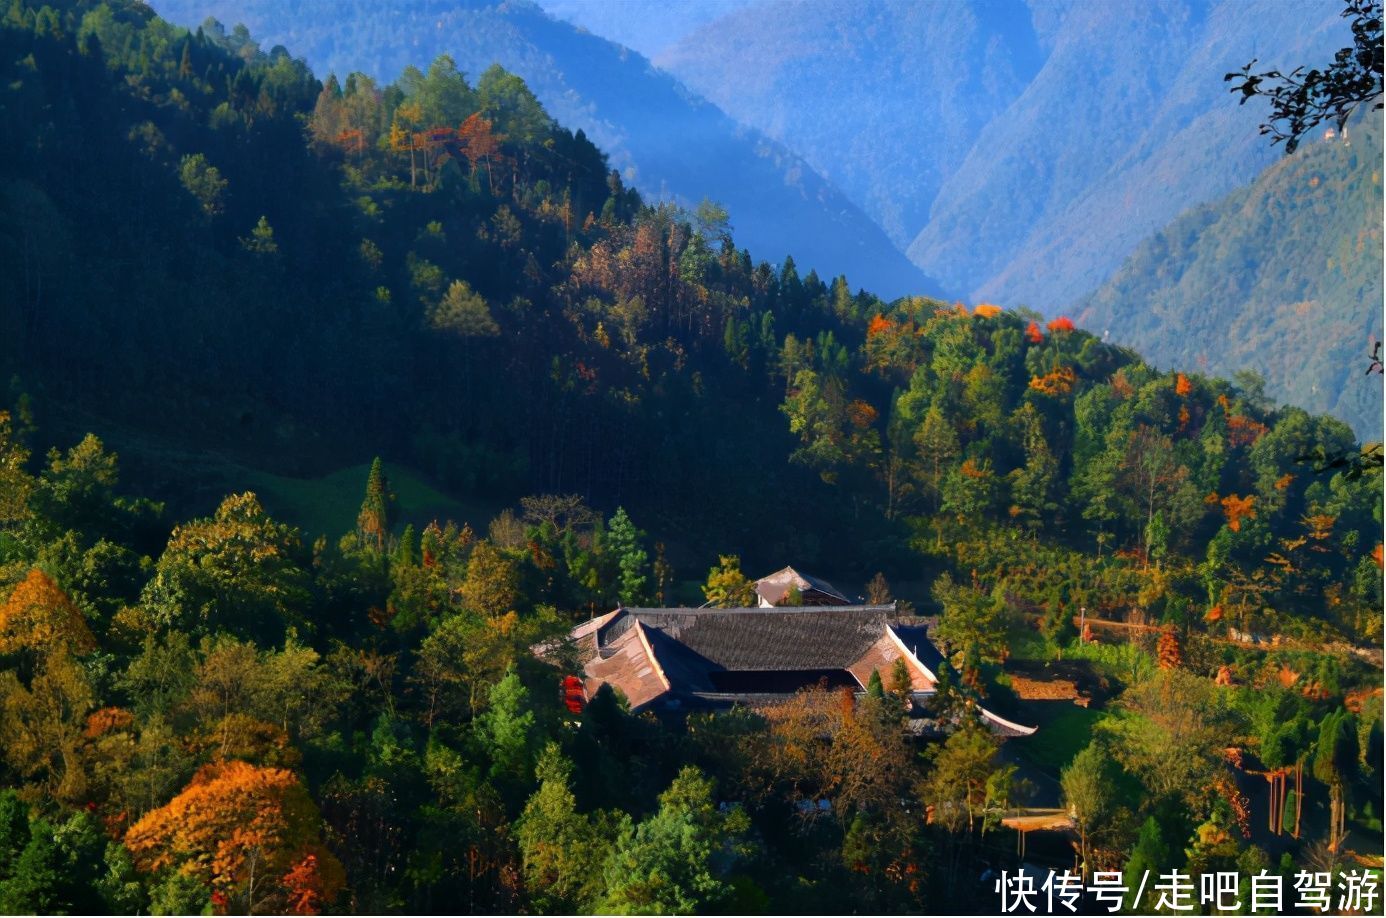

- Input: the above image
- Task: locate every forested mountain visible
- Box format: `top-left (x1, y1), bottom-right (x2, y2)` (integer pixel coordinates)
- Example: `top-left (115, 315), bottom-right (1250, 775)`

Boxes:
top-left (146, 0), bottom-right (939, 300)
top-left (0, 0), bottom-right (860, 568)
top-left (0, 2), bottom-right (1380, 915)
top-left (1079, 114), bottom-right (1384, 442)
top-left (651, 0), bottom-right (1346, 312)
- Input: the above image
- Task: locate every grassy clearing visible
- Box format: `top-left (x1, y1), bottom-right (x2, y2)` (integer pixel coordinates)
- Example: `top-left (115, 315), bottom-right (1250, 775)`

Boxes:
top-left (234, 462), bottom-right (505, 540)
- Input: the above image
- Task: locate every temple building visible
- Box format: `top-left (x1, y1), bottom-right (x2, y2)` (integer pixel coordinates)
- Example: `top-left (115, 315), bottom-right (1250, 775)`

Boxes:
top-left (562, 601), bottom-right (1036, 737)
top-left (752, 565), bottom-right (853, 606)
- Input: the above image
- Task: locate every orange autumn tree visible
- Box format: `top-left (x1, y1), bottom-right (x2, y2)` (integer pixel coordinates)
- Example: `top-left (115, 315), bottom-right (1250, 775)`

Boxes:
top-left (1028, 365), bottom-right (1076, 397)
top-left (1157, 626), bottom-right (1183, 669)
top-left (1221, 494), bottom-right (1257, 532)
top-left (456, 112), bottom-right (508, 195)
top-left (0, 568), bottom-right (96, 656)
top-left (125, 760), bottom-right (345, 915)
top-left (1024, 321), bottom-right (1044, 344)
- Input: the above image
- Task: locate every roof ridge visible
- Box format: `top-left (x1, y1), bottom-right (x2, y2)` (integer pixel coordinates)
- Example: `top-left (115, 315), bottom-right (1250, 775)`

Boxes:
top-left (621, 603), bottom-right (897, 615)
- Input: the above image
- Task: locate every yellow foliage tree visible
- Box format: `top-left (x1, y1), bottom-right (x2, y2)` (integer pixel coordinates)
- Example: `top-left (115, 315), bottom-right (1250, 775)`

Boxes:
top-left (701, 555), bottom-right (756, 608)
top-left (0, 650), bottom-right (94, 803)
top-left (0, 568), bottom-right (96, 655)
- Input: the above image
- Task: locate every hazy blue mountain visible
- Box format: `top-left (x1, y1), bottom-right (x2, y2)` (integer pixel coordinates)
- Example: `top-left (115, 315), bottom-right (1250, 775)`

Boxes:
top-left (148, 0), bottom-right (941, 299)
top-left (932, 0), bottom-right (1348, 312)
top-left (656, 0), bottom-right (1041, 249)
top-left (652, 0), bottom-right (1347, 312)
top-left (1077, 114), bottom-right (1383, 441)
top-left (540, 0), bottom-right (757, 61)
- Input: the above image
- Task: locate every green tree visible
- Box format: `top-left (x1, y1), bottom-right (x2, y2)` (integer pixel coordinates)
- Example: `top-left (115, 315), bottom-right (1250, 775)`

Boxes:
top-left (429, 279), bottom-right (500, 338)
top-left (923, 718), bottom-right (1001, 835)
top-left (240, 215), bottom-right (279, 257)
top-left (1008, 403), bottom-right (1059, 533)
top-left (781, 368), bottom-right (847, 481)
top-left (0, 820), bottom-right (66, 915)
top-left (516, 743), bottom-right (610, 912)
top-left (1312, 709), bottom-right (1358, 851)
top-left (914, 405), bottom-right (960, 512)
top-left (178, 153), bottom-right (227, 217)
top-left (605, 507), bottom-right (650, 606)
top-left (412, 611), bottom-right (518, 722)
top-left (0, 812), bottom-right (114, 915)
top-left (478, 63), bottom-right (552, 146)
top-left (0, 791), bottom-right (29, 879)
top-left (599, 767), bottom-right (745, 914)
top-left (1061, 743), bottom-right (1114, 878)
top-left (941, 458), bottom-right (1003, 525)
top-left (1117, 426), bottom-right (1200, 566)
top-left (478, 666), bottom-right (537, 787)
top-left (140, 492), bottom-right (312, 640)
top-left (931, 574), bottom-right (1012, 691)
top-left (1124, 816), bottom-right (1174, 911)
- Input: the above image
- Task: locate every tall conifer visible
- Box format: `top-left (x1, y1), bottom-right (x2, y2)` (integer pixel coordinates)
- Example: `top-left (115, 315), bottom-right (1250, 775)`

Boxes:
top-left (357, 458), bottom-right (395, 551)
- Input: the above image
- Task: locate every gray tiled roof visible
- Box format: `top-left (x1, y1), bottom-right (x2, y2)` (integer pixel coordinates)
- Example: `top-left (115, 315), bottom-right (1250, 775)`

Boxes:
top-left (605, 605), bottom-right (898, 671)
top-left (890, 624), bottom-right (948, 678)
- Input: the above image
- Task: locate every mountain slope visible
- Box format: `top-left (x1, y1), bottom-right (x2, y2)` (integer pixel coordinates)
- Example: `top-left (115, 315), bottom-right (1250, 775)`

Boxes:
top-left (147, 0), bottom-right (940, 299)
top-left (1076, 114), bottom-right (1384, 440)
top-left (539, 0), bottom-right (755, 61)
top-left (655, 0), bottom-right (1042, 249)
top-left (650, 0), bottom-right (1347, 312)
top-left (909, 0), bottom-right (1346, 310)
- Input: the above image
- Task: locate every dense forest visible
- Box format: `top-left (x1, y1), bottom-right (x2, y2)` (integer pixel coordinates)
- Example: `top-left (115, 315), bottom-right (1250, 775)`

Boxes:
top-left (1080, 112), bottom-right (1383, 440)
top-left (0, 0), bottom-right (1381, 914)
top-left (149, 0), bottom-right (939, 300)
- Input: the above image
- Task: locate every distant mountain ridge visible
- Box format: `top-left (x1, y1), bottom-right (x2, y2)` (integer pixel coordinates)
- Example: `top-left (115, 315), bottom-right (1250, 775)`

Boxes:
top-left (1077, 114), bottom-right (1384, 441)
top-left (656, 0), bottom-right (1043, 250)
top-left (652, 0), bottom-right (1348, 313)
top-left (148, 0), bottom-right (942, 299)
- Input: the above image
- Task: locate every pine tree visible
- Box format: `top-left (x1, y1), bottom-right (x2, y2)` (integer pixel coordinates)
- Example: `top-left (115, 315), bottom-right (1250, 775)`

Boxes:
top-left (394, 524), bottom-right (416, 567)
top-left (240, 216), bottom-right (279, 257)
top-left (605, 508), bottom-right (649, 606)
top-left (479, 668), bottom-right (536, 786)
top-left (515, 744), bottom-right (607, 912)
top-left (428, 279), bottom-right (499, 338)
top-left (357, 458), bottom-right (395, 551)
top-left (1123, 817), bottom-right (1171, 910)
